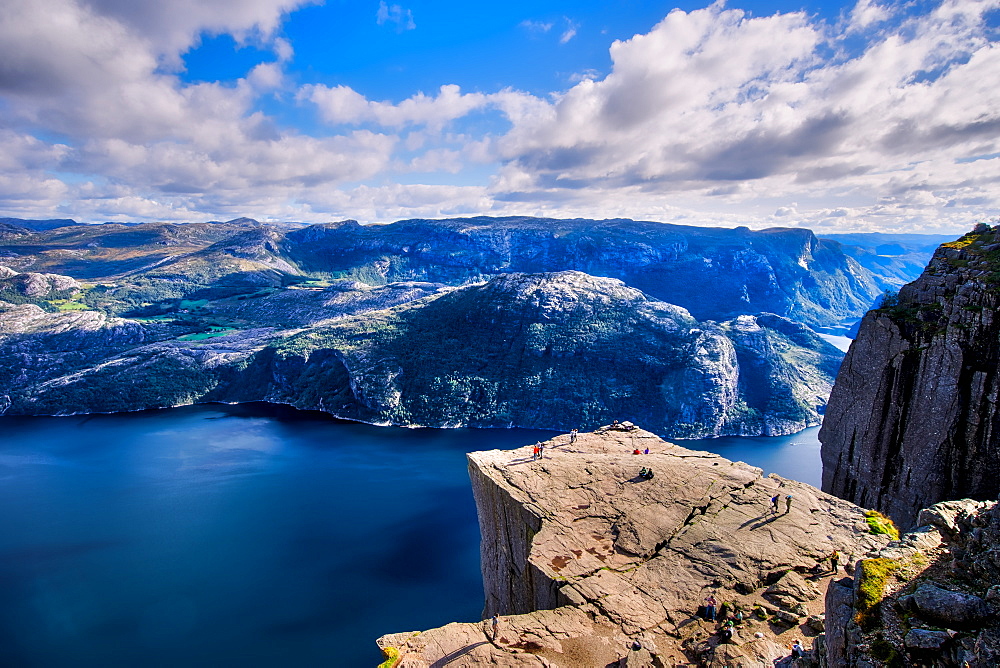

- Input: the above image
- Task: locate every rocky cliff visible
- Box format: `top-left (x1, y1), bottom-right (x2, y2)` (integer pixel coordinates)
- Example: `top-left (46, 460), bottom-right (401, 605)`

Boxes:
top-left (1, 271), bottom-right (842, 438)
top-left (377, 426), bottom-right (892, 667)
top-left (820, 224), bottom-right (1000, 528)
top-left (823, 499), bottom-right (1000, 668)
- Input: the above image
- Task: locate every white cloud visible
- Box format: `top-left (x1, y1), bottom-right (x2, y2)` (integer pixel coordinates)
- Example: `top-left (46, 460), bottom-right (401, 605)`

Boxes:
top-left (848, 0), bottom-right (891, 31)
top-left (520, 20), bottom-right (553, 33)
top-left (303, 83), bottom-right (545, 131)
top-left (489, 0), bottom-right (1000, 232)
top-left (0, 0), bottom-right (998, 232)
top-left (560, 18), bottom-right (579, 44)
top-left (376, 1), bottom-right (415, 32)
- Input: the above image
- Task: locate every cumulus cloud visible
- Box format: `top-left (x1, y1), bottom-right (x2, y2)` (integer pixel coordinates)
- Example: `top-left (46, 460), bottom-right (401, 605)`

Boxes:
top-left (491, 0), bottom-right (1000, 231)
top-left (848, 0), bottom-right (891, 31)
top-left (302, 83), bottom-right (547, 132)
top-left (0, 0), bottom-right (998, 231)
top-left (0, 0), bottom-right (400, 221)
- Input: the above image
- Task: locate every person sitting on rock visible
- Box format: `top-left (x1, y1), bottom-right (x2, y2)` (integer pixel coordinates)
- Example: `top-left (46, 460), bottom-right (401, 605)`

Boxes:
top-left (644, 468), bottom-right (654, 479)
top-left (791, 639), bottom-right (806, 659)
top-left (633, 448), bottom-right (641, 455)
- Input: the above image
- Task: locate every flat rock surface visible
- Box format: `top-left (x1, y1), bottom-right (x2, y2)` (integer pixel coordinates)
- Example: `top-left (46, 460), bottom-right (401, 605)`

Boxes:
top-left (378, 427), bottom-right (891, 667)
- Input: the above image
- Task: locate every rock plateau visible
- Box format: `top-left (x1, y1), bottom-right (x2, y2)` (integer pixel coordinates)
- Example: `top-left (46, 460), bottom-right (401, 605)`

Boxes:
top-left (377, 425), bottom-right (892, 667)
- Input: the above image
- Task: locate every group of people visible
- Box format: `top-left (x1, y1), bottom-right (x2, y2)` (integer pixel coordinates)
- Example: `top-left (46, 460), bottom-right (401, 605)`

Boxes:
top-left (532, 442), bottom-right (545, 460)
top-left (769, 493), bottom-right (793, 514)
top-left (703, 593), bottom-right (809, 661)
top-left (637, 467), bottom-right (654, 480)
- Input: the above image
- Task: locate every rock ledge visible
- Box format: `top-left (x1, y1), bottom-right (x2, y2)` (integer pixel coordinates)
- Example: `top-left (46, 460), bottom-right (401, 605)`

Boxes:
top-left (378, 426), bottom-right (891, 667)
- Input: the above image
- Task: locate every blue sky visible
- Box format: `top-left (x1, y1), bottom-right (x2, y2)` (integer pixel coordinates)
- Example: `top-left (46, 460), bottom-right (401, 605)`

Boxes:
top-left (0, 0), bottom-right (998, 231)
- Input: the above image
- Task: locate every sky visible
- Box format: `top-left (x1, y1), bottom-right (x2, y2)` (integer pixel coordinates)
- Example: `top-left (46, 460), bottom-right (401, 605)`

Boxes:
top-left (0, 0), bottom-right (998, 232)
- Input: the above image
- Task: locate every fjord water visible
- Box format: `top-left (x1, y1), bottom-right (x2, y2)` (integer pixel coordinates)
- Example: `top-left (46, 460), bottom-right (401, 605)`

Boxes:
top-left (0, 404), bottom-right (820, 666)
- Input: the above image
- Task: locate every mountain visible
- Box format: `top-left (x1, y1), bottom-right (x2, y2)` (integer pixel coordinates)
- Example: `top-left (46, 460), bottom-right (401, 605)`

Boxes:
top-left (0, 216), bottom-right (913, 329)
top-left (820, 224), bottom-right (1000, 527)
top-left (283, 217), bottom-right (883, 328)
top-left (250, 271), bottom-right (842, 437)
top-left (820, 232), bottom-right (956, 292)
top-left (0, 217), bottom-right (80, 232)
top-left (0, 271), bottom-right (842, 438)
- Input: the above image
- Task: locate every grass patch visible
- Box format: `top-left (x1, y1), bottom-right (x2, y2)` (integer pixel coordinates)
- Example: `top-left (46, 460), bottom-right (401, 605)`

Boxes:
top-left (179, 298), bottom-right (209, 309)
top-left (865, 510), bottom-right (900, 540)
top-left (377, 647), bottom-right (400, 668)
top-left (49, 298), bottom-right (90, 311)
top-left (855, 558), bottom-right (902, 629)
top-left (177, 326), bottom-right (237, 341)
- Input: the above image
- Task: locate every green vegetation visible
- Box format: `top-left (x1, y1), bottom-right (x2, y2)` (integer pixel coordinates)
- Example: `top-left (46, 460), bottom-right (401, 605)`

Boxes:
top-left (376, 647), bottom-right (400, 668)
top-left (177, 326), bottom-right (237, 342)
top-left (49, 297), bottom-right (90, 311)
top-left (855, 558), bottom-right (902, 629)
top-left (179, 299), bottom-right (209, 309)
top-left (869, 634), bottom-right (903, 666)
top-left (941, 233), bottom-right (978, 250)
top-left (864, 510), bottom-right (900, 540)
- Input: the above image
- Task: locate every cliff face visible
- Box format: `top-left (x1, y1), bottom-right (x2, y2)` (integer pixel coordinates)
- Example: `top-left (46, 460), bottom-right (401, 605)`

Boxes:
top-left (251, 271), bottom-right (842, 437)
top-left (377, 427), bottom-right (892, 667)
top-left (823, 499), bottom-right (1000, 668)
top-left (820, 225), bottom-right (1000, 528)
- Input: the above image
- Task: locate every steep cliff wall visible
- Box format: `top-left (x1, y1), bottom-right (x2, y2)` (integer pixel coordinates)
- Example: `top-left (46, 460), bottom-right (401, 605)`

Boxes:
top-left (820, 224), bottom-right (1000, 528)
top-left (378, 426), bottom-right (891, 667)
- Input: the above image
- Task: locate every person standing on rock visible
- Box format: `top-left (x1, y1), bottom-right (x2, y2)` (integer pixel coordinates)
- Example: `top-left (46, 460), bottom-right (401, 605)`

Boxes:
top-left (704, 594), bottom-right (718, 621)
top-left (785, 494), bottom-right (793, 514)
top-left (570, 429), bottom-right (578, 443)
top-left (491, 614), bottom-right (499, 641)
top-left (539, 444), bottom-right (545, 459)
top-left (532, 444), bottom-right (540, 461)
top-left (770, 495), bottom-right (780, 514)
top-left (829, 549), bottom-right (840, 573)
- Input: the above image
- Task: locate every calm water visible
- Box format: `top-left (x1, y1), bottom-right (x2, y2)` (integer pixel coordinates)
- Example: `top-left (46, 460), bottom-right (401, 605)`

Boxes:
top-left (0, 403), bottom-right (821, 666)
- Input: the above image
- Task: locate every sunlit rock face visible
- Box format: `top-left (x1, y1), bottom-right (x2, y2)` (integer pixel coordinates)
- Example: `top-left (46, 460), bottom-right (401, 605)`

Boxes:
top-left (376, 426), bottom-right (890, 667)
top-left (821, 225), bottom-right (1000, 529)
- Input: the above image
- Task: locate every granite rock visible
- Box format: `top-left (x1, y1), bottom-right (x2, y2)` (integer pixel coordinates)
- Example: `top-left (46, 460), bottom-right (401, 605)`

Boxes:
top-left (378, 427), bottom-right (891, 666)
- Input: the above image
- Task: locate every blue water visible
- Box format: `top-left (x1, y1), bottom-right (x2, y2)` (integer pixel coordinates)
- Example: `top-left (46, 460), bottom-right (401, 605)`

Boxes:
top-left (0, 403), bottom-right (821, 666)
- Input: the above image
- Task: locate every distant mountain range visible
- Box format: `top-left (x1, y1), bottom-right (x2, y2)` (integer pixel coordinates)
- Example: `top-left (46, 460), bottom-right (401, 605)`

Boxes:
top-left (0, 216), bottom-right (957, 435)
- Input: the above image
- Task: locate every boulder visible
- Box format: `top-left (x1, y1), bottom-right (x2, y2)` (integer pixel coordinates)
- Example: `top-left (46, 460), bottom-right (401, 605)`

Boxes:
top-left (764, 570), bottom-right (821, 611)
top-left (904, 628), bottom-right (952, 650)
top-left (912, 583), bottom-right (990, 628)
top-left (918, 499), bottom-right (991, 536)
